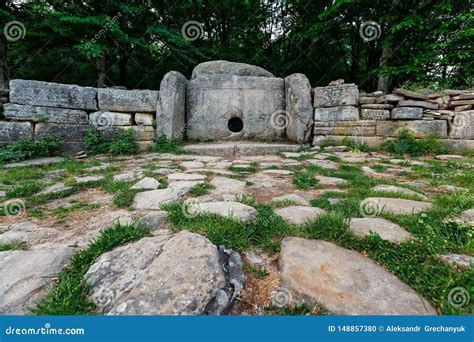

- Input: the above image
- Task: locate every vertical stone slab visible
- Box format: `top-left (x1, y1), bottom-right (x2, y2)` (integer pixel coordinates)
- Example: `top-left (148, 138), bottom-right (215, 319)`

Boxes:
top-left (284, 73), bottom-right (313, 143)
top-left (156, 71), bottom-right (187, 140)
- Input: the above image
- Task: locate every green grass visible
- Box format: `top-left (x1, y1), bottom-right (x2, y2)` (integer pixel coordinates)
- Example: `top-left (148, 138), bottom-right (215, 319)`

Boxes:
top-left (228, 162), bottom-right (258, 174)
top-left (0, 241), bottom-right (25, 251)
top-left (149, 135), bottom-right (185, 154)
top-left (292, 170), bottom-right (319, 190)
top-left (33, 224), bottom-right (149, 315)
top-left (245, 264), bottom-right (269, 279)
top-left (6, 181), bottom-right (44, 198)
top-left (264, 304), bottom-right (331, 316)
top-left (51, 201), bottom-right (100, 220)
top-left (188, 182), bottom-right (215, 196)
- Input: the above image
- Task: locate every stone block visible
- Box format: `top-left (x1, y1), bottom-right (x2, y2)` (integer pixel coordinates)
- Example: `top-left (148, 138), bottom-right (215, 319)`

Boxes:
top-left (89, 111), bottom-right (132, 127)
top-left (156, 71), bottom-right (187, 140)
top-left (135, 113), bottom-right (154, 126)
top-left (325, 135), bottom-right (386, 149)
top-left (98, 88), bottom-right (159, 112)
top-left (313, 84), bottom-right (358, 107)
top-left (191, 60), bottom-right (273, 79)
top-left (9, 79), bottom-right (97, 110)
top-left (0, 121), bottom-right (33, 141)
top-left (448, 110), bottom-right (474, 139)
top-left (398, 100), bottom-right (438, 110)
top-left (117, 126), bottom-right (155, 141)
top-left (186, 75), bottom-right (285, 140)
top-left (360, 108), bottom-right (390, 120)
top-left (4, 104), bottom-right (88, 124)
top-left (34, 123), bottom-right (88, 141)
top-left (313, 106), bottom-right (359, 121)
top-left (391, 107), bottom-right (423, 119)
top-left (284, 73), bottom-right (313, 143)
top-left (376, 120), bottom-right (447, 138)
top-left (314, 120), bottom-right (375, 136)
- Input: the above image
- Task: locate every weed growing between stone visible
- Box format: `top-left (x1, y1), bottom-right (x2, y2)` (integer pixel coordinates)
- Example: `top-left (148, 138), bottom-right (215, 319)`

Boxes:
top-left (33, 224), bottom-right (148, 315)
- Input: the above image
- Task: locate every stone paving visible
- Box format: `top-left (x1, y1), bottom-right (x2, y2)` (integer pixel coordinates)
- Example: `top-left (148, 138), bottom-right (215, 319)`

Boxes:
top-left (0, 144), bottom-right (472, 315)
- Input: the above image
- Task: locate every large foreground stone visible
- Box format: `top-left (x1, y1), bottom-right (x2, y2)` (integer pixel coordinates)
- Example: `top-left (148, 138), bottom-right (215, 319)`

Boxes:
top-left (4, 104), bottom-right (88, 124)
top-left (191, 60), bottom-right (273, 79)
top-left (313, 84), bottom-right (359, 107)
top-left (0, 221), bottom-right (57, 246)
top-left (284, 73), bottom-right (313, 143)
top-left (156, 71), bottom-right (188, 140)
top-left (274, 206), bottom-right (325, 225)
top-left (391, 107), bottom-right (423, 119)
top-left (98, 88), bottom-right (159, 112)
top-left (10, 79), bottom-right (97, 110)
top-left (189, 201), bottom-right (258, 222)
top-left (133, 181), bottom-right (201, 210)
top-left (449, 111), bottom-right (474, 139)
top-left (85, 231), bottom-right (245, 315)
top-left (361, 197), bottom-right (433, 215)
top-left (371, 184), bottom-right (427, 200)
top-left (279, 237), bottom-right (436, 315)
top-left (0, 245), bottom-right (75, 314)
top-left (349, 218), bottom-right (412, 243)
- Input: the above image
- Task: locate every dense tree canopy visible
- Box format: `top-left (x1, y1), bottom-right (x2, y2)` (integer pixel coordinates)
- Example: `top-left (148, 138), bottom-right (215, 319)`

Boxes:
top-left (1, 0), bottom-right (472, 91)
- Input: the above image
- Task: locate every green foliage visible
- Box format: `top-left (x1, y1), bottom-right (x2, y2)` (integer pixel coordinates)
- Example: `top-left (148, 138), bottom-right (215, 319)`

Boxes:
top-left (0, 136), bottom-right (63, 164)
top-left (6, 181), bottom-right (43, 198)
top-left (84, 128), bottom-right (138, 155)
top-left (341, 137), bottom-right (370, 152)
top-left (33, 224), bottom-right (148, 315)
top-left (0, 242), bottom-right (25, 252)
top-left (382, 130), bottom-right (450, 157)
top-left (188, 182), bottom-right (214, 196)
top-left (293, 170), bottom-right (319, 190)
top-left (150, 136), bottom-right (185, 154)
top-left (245, 264), bottom-right (269, 279)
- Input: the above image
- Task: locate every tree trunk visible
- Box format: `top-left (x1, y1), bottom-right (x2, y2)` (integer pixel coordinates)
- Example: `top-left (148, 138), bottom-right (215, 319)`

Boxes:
top-left (377, 43), bottom-right (390, 93)
top-left (119, 14), bottom-right (128, 86)
top-left (97, 54), bottom-right (106, 88)
top-left (0, 35), bottom-right (8, 88)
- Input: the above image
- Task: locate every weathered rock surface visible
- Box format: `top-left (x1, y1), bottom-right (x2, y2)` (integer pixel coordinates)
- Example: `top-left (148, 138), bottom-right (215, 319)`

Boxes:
top-left (189, 201), bottom-right (258, 222)
top-left (272, 194), bottom-right (310, 206)
top-left (0, 221), bottom-right (57, 246)
top-left (186, 75), bottom-right (285, 140)
top-left (0, 245), bottom-right (75, 314)
top-left (391, 107), bottom-right (423, 119)
top-left (209, 176), bottom-right (246, 201)
top-left (274, 206), bottom-right (325, 225)
top-left (4, 104), bottom-right (88, 124)
top-left (313, 84), bottom-right (359, 107)
top-left (168, 173), bottom-right (207, 182)
top-left (34, 123), bottom-right (88, 142)
top-left (284, 73), bottom-right (313, 143)
top-left (313, 106), bottom-right (359, 121)
top-left (156, 71), bottom-right (188, 140)
top-left (133, 182), bottom-right (201, 210)
top-left (307, 159), bottom-right (339, 170)
top-left (393, 88), bottom-right (428, 101)
top-left (349, 217), bottom-right (412, 243)
top-left (315, 175), bottom-right (347, 186)
top-left (371, 184), bottom-right (427, 200)
top-left (360, 108), bottom-right (390, 120)
top-left (435, 154), bottom-right (464, 161)
top-left (131, 177), bottom-right (161, 190)
top-left (89, 111), bottom-right (132, 126)
top-left (85, 231), bottom-right (245, 315)
top-left (376, 120), bottom-right (447, 138)
top-left (398, 100), bottom-right (438, 110)
top-left (135, 113), bottom-right (154, 126)
top-left (38, 182), bottom-right (72, 195)
top-left (361, 197), bottom-right (433, 215)
top-left (191, 60), bottom-right (273, 79)
top-left (313, 120), bottom-right (375, 136)
top-left (137, 211), bottom-right (168, 232)
top-left (3, 156), bottom-right (64, 168)
top-left (10, 79), bottom-right (97, 110)
top-left (0, 121), bottom-right (33, 142)
top-left (437, 253), bottom-right (473, 270)
top-left (98, 88), bottom-right (159, 112)
top-left (449, 111), bottom-right (474, 139)
top-left (279, 237), bottom-right (436, 315)
top-left (459, 208), bottom-right (474, 223)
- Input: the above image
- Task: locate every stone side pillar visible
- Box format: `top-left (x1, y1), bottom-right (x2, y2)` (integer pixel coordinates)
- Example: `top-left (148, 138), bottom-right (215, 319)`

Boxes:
top-left (156, 71), bottom-right (188, 140)
top-left (284, 73), bottom-right (313, 143)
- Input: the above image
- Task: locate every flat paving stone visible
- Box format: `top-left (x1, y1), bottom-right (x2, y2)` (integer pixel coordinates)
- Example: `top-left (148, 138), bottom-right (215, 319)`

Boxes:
top-left (274, 206), bottom-right (326, 225)
top-left (272, 194), bottom-right (310, 206)
top-left (279, 237), bottom-right (437, 315)
top-left (459, 209), bottom-right (474, 223)
top-left (349, 217), bottom-right (412, 243)
top-left (371, 184), bottom-right (427, 200)
top-left (38, 182), bottom-right (72, 195)
top-left (307, 159), bottom-right (339, 170)
top-left (133, 181), bottom-right (202, 210)
top-left (315, 175), bottom-right (347, 186)
top-left (361, 197), bottom-right (433, 215)
top-left (180, 161), bottom-right (205, 169)
top-left (261, 169), bottom-right (294, 176)
top-left (189, 201), bottom-right (258, 222)
top-left (437, 253), bottom-right (474, 270)
top-left (113, 171), bottom-right (144, 181)
top-left (74, 175), bottom-right (104, 183)
top-left (210, 176), bottom-right (246, 200)
top-left (4, 157), bottom-right (64, 169)
top-left (131, 177), bottom-right (160, 190)
top-left (435, 154), bottom-right (465, 161)
top-left (167, 173), bottom-right (207, 182)
top-left (184, 142), bottom-right (300, 157)
top-left (0, 221), bottom-right (57, 246)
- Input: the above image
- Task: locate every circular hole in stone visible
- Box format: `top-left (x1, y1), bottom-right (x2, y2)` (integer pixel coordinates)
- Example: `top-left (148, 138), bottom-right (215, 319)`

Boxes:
top-left (228, 117), bottom-right (244, 133)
